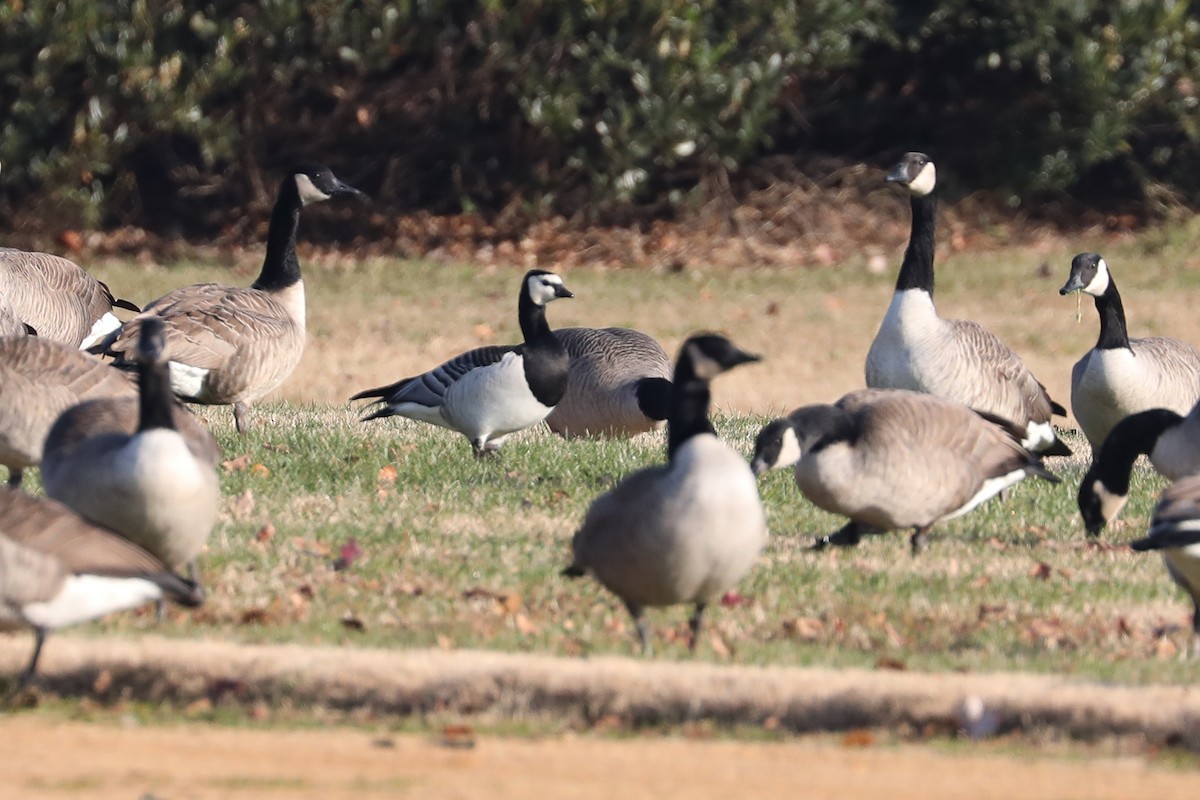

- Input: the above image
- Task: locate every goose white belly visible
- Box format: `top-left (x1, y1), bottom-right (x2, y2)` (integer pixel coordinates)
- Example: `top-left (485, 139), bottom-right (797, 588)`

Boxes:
top-left (45, 430), bottom-right (218, 566)
top-left (440, 352), bottom-right (554, 444)
top-left (866, 290), bottom-right (948, 392)
top-left (1073, 348), bottom-right (1195, 447)
top-left (582, 435), bottom-right (767, 608)
top-left (22, 574), bottom-right (166, 630)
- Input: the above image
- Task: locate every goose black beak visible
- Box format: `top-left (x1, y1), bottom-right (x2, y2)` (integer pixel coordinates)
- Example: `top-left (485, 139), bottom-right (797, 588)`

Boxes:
top-left (555, 286), bottom-right (575, 299)
top-left (333, 179), bottom-right (366, 199)
top-left (1058, 276), bottom-right (1084, 296)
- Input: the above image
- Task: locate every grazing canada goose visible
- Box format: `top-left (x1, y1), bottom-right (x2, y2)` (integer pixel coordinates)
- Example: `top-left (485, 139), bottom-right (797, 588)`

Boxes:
top-left (545, 326), bottom-right (672, 438)
top-left (1076, 405), bottom-right (1200, 534)
top-left (0, 337), bottom-right (136, 487)
top-left (563, 333), bottom-right (767, 654)
top-left (865, 152), bottom-right (1070, 456)
top-left (352, 270), bottom-right (575, 456)
top-left (751, 388), bottom-right (1060, 554)
top-left (0, 486), bottom-right (203, 687)
top-left (93, 164), bottom-right (362, 433)
top-left (1059, 252), bottom-right (1200, 450)
top-left (41, 318), bottom-right (220, 580)
top-left (1128, 474), bottom-right (1200, 658)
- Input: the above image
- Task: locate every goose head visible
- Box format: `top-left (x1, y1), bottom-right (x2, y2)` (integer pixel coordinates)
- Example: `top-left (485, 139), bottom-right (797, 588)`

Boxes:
top-left (1059, 252), bottom-right (1110, 297)
top-left (133, 316), bottom-right (168, 366)
top-left (292, 164), bottom-right (364, 207)
top-left (886, 152), bottom-right (937, 197)
top-left (678, 333), bottom-right (760, 383)
top-left (523, 270), bottom-right (575, 307)
top-left (751, 417), bottom-right (801, 476)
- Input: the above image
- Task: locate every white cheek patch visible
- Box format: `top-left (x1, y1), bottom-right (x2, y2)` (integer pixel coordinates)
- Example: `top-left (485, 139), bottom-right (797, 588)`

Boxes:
top-left (294, 173), bottom-right (331, 206)
top-left (1020, 420), bottom-right (1056, 453)
top-left (1095, 481), bottom-right (1128, 526)
top-left (1082, 258), bottom-right (1110, 296)
top-left (79, 312), bottom-right (122, 349)
top-left (686, 344), bottom-right (723, 381)
top-left (907, 161), bottom-right (937, 196)
top-left (776, 426), bottom-right (802, 469)
top-left (168, 361), bottom-right (209, 400)
top-left (527, 275), bottom-right (564, 306)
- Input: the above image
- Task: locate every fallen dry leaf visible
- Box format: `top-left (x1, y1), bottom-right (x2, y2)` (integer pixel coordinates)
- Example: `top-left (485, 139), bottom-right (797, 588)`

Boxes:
top-left (781, 617), bottom-right (823, 641)
top-left (341, 614), bottom-right (366, 632)
top-left (720, 590), bottom-right (749, 607)
top-left (1029, 561), bottom-right (1053, 581)
top-left (875, 657), bottom-right (907, 671)
top-left (841, 729), bottom-right (876, 748)
top-left (377, 464), bottom-right (398, 485)
top-left (333, 538), bottom-right (363, 571)
top-left (250, 463), bottom-right (270, 477)
top-left (222, 453), bottom-right (252, 472)
top-left (255, 523), bottom-right (275, 543)
top-left (439, 724), bottom-right (476, 749)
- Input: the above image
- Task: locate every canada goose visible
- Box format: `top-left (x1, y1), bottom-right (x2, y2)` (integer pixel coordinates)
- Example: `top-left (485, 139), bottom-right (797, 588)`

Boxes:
top-left (1076, 406), bottom-right (1200, 534)
top-left (0, 486), bottom-right (203, 687)
top-left (41, 318), bottom-right (220, 580)
top-left (93, 164), bottom-right (362, 433)
top-left (0, 249), bottom-right (139, 348)
top-left (1128, 474), bottom-right (1200, 658)
top-left (0, 337), bottom-right (136, 487)
top-left (545, 326), bottom-right (672, 438)
top-left (865, 152), bottom-right (1070, 456)
top-left (1059, 252), bottom-right (1200, 450)
top-left (751, 388), bottom-right (1060, 554)
top-left (351, 270), bottom-right (575, 456)
top-left (563, 333), bottom-right (767, 653)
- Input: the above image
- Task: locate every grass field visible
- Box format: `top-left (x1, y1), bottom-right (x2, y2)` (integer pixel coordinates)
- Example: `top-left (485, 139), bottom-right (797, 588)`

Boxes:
top-left (11, 226), bottom-right (1199, 689)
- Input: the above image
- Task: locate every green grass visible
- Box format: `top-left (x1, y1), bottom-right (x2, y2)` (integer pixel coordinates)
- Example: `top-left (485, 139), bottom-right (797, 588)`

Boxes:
top-left (20, 402), bottom-right (1191, 686)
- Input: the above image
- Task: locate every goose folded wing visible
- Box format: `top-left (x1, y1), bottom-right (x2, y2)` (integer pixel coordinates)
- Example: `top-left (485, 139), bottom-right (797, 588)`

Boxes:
top-left (948, 318), bottom-right (1057, 421)
top-left (392, 345), bottom-right (520, 405)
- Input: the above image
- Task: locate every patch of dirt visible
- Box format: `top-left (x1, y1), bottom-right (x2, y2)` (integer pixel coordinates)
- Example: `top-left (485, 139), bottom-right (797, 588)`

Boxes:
top-left (5, 714), bottom-right (1197, 800)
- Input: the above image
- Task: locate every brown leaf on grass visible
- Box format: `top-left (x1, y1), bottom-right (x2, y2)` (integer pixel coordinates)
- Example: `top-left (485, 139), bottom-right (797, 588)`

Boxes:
top-left (781, 617), bottom-right (823, 641)
top-left (239, 607), bottom-right (271, 625)
top-left (439, 724), bottom-right (476, 749)
top-left (377, 464), bottom-right (398, 485)
top-left (977, 603), bottom-right (1006, 621)
top-left (875, 657), bottom-right (907, 671)
top-left (1116, 617), bottom-right (1134, 639)
top-left (222, 453), bottom-right (252, 472)
top-left (333, 538), bottom-right (363, 570)
top-left (341, 614), bottom-right (366, 632)
top-left (720, 590), bottom-right (749, 607)
top-left (1029, 561), bottom-right (1053, 580)
top-left (255, 523), bottom-right (275, 543)
top-left (765, 301), bottom-right (780, 316)
top-left (250, 463), bottom-right (270, 477)
top-left (841, 729), bottom-right (876, 748)
top-left (498, 591), bottom-right (522, 615)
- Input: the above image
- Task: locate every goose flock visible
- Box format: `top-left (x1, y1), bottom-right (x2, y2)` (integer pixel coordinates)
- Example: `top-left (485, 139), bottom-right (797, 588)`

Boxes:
top-left (1, 152), bottom-right (1200, 685)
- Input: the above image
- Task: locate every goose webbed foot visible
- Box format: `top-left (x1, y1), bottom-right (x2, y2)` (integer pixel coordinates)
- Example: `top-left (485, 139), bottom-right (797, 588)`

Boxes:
top-left (910, 525), bottom-right (933, 556)
top-left (688, 603), bottom-right (706, 652)
top-left (809, 521), bottom-right (864, 552)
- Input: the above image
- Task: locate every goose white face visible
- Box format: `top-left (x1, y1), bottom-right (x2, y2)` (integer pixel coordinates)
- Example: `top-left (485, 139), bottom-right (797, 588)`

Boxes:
top-left (294, 173), bottom-right (332, 206)
top-left (775, 425), bottom-right (802, 469)
top-left (527, 273), bottom-right (568, 306)
top-left (685, 341), bottom-right (725, 381)
top-left (1082, 257), bottom-right (1110, 296)
top-left (907, 160), bottom-right (937, 196)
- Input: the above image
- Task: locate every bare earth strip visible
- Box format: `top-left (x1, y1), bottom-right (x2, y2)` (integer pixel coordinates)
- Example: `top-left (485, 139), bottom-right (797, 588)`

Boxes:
top-left (6, 715), bottom-right (1199, 800)
top-left (3, 635), bottom-right (1199, 743)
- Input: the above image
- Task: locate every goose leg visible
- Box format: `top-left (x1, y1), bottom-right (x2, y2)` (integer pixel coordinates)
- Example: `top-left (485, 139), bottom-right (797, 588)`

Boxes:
top-left (18, 629), bottom-right (47, 690)
top-left (910, 525), bottom-right (933, 557)
top-left (6, 467), bottom-right (22, 489)
top-left (624, 601), bottom-right (651, 656)
top-left (688, 603), bottom-right (707, 652)
top-left (233, 402), bottom-right (251, 434)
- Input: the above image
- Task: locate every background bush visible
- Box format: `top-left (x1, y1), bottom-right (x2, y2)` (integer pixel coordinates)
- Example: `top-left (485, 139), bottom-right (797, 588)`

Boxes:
top-left (1, 0), bottom-right (1198, 234)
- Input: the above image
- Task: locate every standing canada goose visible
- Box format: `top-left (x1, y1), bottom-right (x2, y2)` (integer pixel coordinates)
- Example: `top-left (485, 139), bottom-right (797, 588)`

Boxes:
top-left (0, 337), bottom-right (136, 487)
top-left (545, 326), bottom-right (672, 438)
top-left (93, 164), bottom-right (363, 433)
top-left (1076, 405), bottom-right (1200, 534)
top-left (563, 333), bottom-right (767, 654)
top-left (1128, 474), bottom-right (1200, 658)
top-left (751, 388), bottom-right (1060, 554)
top-left (351, 270), bottom-right (575, 456)
top-left (41, 318), bottom-right (220, 582)
top-left (1059, 252), bottom-right (1200, 450)
top-left (865, 152), bottom-right (1070, 456)
top-left (0, 486), bottom-right (203, 687)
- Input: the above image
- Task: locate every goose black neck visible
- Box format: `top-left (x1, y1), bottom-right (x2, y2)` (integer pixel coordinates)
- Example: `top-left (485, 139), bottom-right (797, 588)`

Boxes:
top-left (138, 361), bottom-right (178, 432)
top-left (1091, 281), bottom-right (1130, 350)
top-left (518, 291), bottom-right (553, 345)
top-left (1093, 408), bottom-right (1181, 493)
top-left (253, 178), bottom-right (303, 292)
top-left (667, 363), bottom-right (716, 458)
top-left (894, 194), bottom-right (936, 295)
